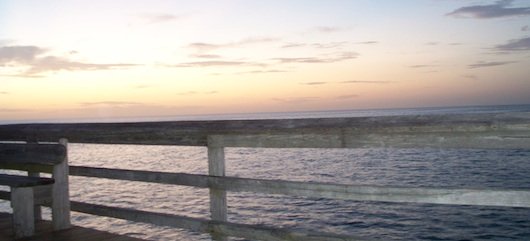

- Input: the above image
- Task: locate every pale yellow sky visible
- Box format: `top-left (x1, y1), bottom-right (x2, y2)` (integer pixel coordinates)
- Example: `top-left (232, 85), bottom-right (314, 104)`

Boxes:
top-left (1, 0), bottom-right (530, 121)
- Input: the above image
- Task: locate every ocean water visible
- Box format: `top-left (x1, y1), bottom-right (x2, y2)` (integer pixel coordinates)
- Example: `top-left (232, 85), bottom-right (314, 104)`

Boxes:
top-left (1, 105), bottom-right (530, 240)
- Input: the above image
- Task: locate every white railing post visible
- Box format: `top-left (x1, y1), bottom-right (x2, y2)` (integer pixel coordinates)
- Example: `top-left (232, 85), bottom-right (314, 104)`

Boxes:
top-left (208, 136), bottom-right (227, 240)
top-left (52, 138), bottom-right (71, 230)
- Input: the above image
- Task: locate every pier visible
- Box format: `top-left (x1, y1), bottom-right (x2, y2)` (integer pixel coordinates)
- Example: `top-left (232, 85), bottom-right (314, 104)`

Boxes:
top-left (1, 112), bottom-right (530, 240)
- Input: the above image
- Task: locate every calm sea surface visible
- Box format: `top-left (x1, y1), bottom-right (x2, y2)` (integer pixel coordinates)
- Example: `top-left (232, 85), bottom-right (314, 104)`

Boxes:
top-left (1, 105), bottom-right (530, 240)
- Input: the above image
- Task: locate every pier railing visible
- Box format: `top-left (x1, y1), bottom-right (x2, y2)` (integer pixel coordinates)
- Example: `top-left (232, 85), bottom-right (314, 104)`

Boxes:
top-left (1, 112), bottom-right (530, 240)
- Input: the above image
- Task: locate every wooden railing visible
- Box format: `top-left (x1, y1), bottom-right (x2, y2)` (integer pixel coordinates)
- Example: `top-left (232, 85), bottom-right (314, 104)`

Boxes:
top-left (1, 112), bottom-right (530, 240)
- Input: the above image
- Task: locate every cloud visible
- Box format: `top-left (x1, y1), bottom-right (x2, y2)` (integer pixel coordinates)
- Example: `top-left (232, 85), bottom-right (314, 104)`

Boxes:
top-left (177, 91), bottom-right (218, 96)
top-left (189, 54), bottom-right (222, 59)
top-left (312, 26), bottom-right (343, 33)
top-left (271, 97), bottom-right (319, 104)
top-left (0, 46), bottom-right (44, 63)
top-left (463, 74), bottom-right (479, 80)
top-left (25, 56), bottom-right (136, 75)
top-left (495, 37), bottom-right (530, 51)
top-left (340, 80), bottom-right (393, 84)
top-left (355, 41), bottom-right (379, 45)
top-left (408, 64), bottom-right (437, 68)
top-left (273, 51), bottom-right (358, 64)
top-left (522, 25), bottom-right (529, 31)
top-left (0, 91), bottom-right (8, 95)
top-left (468, 60), bottom-right (517, 69)
top-left (0, 45), bottom-right (137, 77)
top-left (311, 42), bottom-right (348, 49)
top-left (139, 13), bottom-right (182, 24)
top-left (281, 43), bottom-right (307, 48)
top-left (169, 60), bottom-right (265, 68)
top-left (447, 0), bottom-right (530, 19)
top-left (187, 37), bottom-right (279, 52)
top-left (300, 81), bottom-right (327, 85)
top-left (0, 108), bottom-right (28, 112)
top-left (336, 94), bottom-right (359, 100)
top-left (236, 69), bottom-right (288, 74)
top-left (80, 101), bottom-right (141, 107)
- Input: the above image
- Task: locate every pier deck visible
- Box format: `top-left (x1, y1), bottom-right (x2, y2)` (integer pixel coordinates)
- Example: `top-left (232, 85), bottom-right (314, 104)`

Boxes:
top-left (0, 212), bottom-right (147, 241)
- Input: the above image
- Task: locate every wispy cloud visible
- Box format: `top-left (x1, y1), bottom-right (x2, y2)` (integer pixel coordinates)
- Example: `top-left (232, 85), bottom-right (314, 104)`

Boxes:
top-left (447, 0), bottom-right (530, 19)
top-left (408, 64), bottom-right (437, 68)
top-left (169, 60), bottom-right (265, 68)
top-left (187, 37), bottom-right (279, 52)
top-left (312, 26), bottom-right (344, 33)
top-left (138, 13), bottom-right (182, 24)
top-left (80, 101), bottom-right (141, 107)
top-left (463, 74), bottom-right (479, 80)
top-left (0, 108), bottom-right (29, 112)
top-left (495, 37), bottom-right (530, 51)
top-left (177, 91), bottom-right (218, 96)
top-left (336, 94), bottom-right (359, 100)
top-left (468, 60), bottom-right (517, 69)
top-left (274, 51), bottom-right (357, 64)
top-left (0, 45), bottom-right (137, 77)
top-left (189, 54), bottom-right (222, 59)
top-left (271, 97), bottom-right (319, 104)
top-left (236, 69), bottom-right (288, 74)
top-left (300, 81), bottom-right (327, 85)
top-left (355, 41), bottom-right (379, 45)
top-left (340, 80), bottom-right (393, 84)
top-left (0, 91), bottom-right (8, 95)
top-left (281, 43), bottom-right (307, 48)
top-left (522, 25), bottom-right (529, 31)
top-left (311, 42), bottom-right (348, 49)
top-left (134, 84), bottom-right (151, 89)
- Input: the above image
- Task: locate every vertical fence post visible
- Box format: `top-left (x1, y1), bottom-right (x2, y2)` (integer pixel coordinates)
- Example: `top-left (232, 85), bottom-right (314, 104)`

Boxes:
top-left (26, 140), bottom-right (42, 220)
top-left (207, 136), bottom-right (227, 240)
top-left (52, 138), bottom-right (71, 230)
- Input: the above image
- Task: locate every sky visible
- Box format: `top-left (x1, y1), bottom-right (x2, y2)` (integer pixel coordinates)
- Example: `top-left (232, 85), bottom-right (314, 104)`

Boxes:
top-left (1, 0), bottom-right (530, 121)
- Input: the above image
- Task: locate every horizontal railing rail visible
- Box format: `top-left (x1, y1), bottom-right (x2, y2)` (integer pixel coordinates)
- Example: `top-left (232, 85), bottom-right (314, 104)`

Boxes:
top-left (1, 112), bottom-right (530, 240)
top-left (69, 166), bottom-right (530, 208)
top-left (0, 112), bottom-right (528, 148)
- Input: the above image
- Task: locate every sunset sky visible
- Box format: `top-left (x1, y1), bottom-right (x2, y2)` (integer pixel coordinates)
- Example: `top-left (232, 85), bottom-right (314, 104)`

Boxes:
top-left (1, 0), bottom-right (530, 121)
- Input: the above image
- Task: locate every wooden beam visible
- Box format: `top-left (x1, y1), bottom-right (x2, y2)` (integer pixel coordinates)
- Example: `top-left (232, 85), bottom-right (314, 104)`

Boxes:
top-left (0, 112), bottom-right (528, 148)
top-left (207, 144), bottom-right (227, 241)
top-left (0, 143), bottom-right (66, 165)
top-left (11, 187), bottom-right (34, 238)
top-left (51, 138), bottom-right (71, 230)
top-left (70, 201), bottom-right (365, 241)
top-left (69, 166), bottom-right (530, 208)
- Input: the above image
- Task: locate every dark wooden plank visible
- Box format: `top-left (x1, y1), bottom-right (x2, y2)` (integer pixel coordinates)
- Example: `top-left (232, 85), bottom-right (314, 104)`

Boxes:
top-left (0, 112), bottom-right (528, 146)
top-left (0, 143), bottom-right (66, 165)
top-left (0, 212), bottom-right (148, 241)
top-left (0, 174), bottom-right (54, 187)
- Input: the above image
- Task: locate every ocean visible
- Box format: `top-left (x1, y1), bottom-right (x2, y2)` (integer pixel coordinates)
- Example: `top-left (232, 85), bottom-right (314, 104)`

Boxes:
top-left (1, 105), bottom-right (530, 240)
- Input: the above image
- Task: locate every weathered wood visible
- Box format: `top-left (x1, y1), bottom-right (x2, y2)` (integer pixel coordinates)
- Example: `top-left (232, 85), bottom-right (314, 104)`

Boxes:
top-left (0, 163), bottom-right (53, 173)
top-left (0, 112), bottom-right (528, 148)
top-left (0, 174), bottom-right (54, 187)
top-left (70, 201), bottom-right (365, 241)
top-left (0, 143), bottom-right (66, 165)
top-left (28, 172), bottom-right (42, 220)
top-left (11, 187), bottom-right (34, 238)
top-left (51, 138), bottom-right (71, 230)
top-left (0, 212), bottom-right (149, 241)
top-left (0, 184), bottom-right (53, 205)
top-left (207, 130), bottom-right (530, 149)
top-left (69, 166), bottom-right (530, 208)
top-left (208, 144), bottom-right (228, 241)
